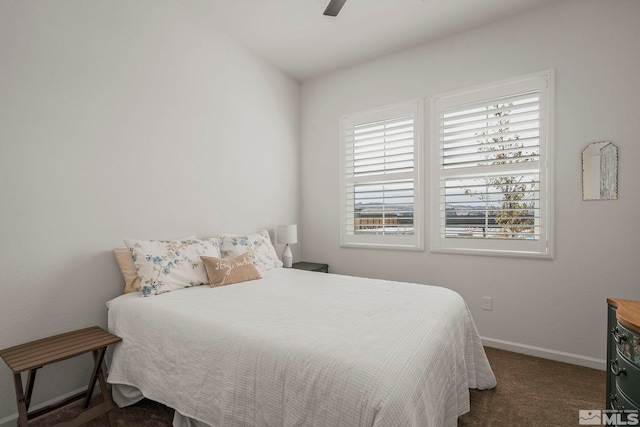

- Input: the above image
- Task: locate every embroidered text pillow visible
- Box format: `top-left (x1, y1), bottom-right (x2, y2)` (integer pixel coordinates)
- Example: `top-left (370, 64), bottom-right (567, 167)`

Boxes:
top-left (201, 252), bottom-right (262, 287)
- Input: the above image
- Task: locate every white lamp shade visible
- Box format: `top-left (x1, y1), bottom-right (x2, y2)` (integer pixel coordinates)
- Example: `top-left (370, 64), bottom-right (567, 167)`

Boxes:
top-left (276, 224), bottom-right (298, 244)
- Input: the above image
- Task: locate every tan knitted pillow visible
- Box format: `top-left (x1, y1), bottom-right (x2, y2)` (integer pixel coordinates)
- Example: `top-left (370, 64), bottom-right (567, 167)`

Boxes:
top-left (113, 247), bottom-right (140, 293)
top-left (201, 252), bottom-right (262, 287)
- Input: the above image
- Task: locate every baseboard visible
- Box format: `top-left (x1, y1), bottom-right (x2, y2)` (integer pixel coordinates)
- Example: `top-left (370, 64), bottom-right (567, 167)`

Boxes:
top-left (481, 336), bottom-right (606, 371)
top-left (0, 385), bottom-right (100, 427)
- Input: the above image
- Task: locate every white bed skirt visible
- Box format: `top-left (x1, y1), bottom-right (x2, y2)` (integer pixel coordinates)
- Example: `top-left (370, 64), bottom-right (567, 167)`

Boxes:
top-left (112, 383), bottom-right (208, 427)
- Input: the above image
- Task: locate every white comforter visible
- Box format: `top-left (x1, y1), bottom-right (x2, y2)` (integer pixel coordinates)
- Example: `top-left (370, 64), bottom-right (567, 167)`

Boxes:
top-left (107, 268), bottom-right (496, 427)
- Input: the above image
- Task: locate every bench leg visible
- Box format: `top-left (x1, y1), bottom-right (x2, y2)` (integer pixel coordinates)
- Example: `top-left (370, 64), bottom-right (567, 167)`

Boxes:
top-left (82, 348), bottom-right (107, 409)
top-left (106, 408), bottom-right (117, 427)
top-left (96, 354), bottom-right (117, 427)
top-left (23, 369), bottom-right (37, 413)
top-left (81, 347), bottom-right (117, 426)
top-left (12, 373), bottom-right (29, 427)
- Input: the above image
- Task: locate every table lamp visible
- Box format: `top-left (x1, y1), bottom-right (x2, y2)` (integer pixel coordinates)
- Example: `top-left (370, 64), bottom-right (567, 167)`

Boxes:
top-left (276, 224), bottom-right (297, 268)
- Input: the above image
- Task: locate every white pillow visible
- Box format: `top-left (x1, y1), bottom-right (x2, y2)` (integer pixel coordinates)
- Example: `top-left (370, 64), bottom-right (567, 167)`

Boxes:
top-left (218, 230), bottom-right (283, 272)
top-left (124, 237), bottom-right (221, 296)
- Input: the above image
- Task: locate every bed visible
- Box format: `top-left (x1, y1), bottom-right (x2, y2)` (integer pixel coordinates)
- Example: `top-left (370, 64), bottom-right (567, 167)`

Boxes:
top-left (106, 267), bottom-right (496, 427)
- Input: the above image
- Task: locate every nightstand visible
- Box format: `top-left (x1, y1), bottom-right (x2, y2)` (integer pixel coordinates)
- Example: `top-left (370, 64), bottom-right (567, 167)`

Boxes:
top-left (292, 262), bottom-right (329, 273)
top-left (0, 326), bottom-right (122, 427)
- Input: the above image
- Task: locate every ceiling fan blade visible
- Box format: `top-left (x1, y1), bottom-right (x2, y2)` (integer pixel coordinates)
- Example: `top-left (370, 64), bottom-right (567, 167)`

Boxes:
top-left (323, 0), bottom-right (347, 16)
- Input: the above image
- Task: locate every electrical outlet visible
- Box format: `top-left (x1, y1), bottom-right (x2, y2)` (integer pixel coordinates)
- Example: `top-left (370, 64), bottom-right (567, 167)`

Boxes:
top-left (482, 296), bottom-right (493, 311)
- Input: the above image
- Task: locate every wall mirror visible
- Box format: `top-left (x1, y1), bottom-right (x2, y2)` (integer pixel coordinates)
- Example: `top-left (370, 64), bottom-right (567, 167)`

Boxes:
top-left (582, 141), bottom-right (618, 200)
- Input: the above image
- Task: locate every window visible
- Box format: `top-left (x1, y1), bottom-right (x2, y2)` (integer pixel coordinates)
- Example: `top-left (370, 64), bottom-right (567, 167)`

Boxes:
top-left (340, 99), bottom-right (424, 250)
top-left (430, 71), bottom-right (554, 258)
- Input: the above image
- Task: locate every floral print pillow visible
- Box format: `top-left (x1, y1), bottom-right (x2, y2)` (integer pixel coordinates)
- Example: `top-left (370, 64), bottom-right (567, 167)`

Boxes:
top-left (124, 238), bottom-right (222, 297)
top-left (218, 230), bottom-right (283, 272)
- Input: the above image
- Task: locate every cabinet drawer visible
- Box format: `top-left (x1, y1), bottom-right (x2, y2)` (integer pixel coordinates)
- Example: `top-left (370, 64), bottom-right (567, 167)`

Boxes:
top-left (615, 384), bottom-right (635, 410)
top-left (612, 385), bottom-right (640, 425)
top-left (615, 322), bottom-right (640, 368)
top-left (613, 349), bottom-right (640, 407)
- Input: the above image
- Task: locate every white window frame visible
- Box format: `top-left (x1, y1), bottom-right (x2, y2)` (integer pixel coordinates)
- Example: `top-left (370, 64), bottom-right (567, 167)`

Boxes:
top-left (340, 99), bottom-right (424, 251)
top-left (430, 71), bottom-right (554, 259)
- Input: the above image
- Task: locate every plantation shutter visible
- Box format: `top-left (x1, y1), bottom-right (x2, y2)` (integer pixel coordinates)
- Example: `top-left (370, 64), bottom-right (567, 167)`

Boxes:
top-left (341, 100), bottom-right (423, 250)
top-left (431, 72), bottom-right (553, 258)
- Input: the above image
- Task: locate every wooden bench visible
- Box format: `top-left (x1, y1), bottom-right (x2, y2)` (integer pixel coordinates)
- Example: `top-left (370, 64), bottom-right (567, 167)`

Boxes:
top-left (0, 326), bottom-right (122, 427)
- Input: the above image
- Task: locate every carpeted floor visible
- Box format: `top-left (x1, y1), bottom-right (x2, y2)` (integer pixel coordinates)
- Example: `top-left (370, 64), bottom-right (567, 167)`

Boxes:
top-left (30, 346), bottom-right (605, 426)
top-left (458, 347), bottom-right (605, 426)
top-left (29, 397), bottom-right (174, 427)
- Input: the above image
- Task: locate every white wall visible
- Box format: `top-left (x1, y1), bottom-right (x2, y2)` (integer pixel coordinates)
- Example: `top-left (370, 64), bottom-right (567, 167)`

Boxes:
top-left (0, 0), bottom-right (299, 423)
top-left (301, 0), bottom-right (640, 367)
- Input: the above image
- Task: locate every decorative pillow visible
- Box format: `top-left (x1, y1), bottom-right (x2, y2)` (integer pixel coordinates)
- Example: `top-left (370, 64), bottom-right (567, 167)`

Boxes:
top-left (124, 238), bottom-right (222, 296)
top-left (202, 237), bottom-right (221, 252)
top-left (218, 229), bottom-right (283, 272)
top-left (114, 235), bottom-right (197, 294)
top-left (201, 253), bottom-right (262, 287)
top-left (113, 247), bottom-right (141, 294)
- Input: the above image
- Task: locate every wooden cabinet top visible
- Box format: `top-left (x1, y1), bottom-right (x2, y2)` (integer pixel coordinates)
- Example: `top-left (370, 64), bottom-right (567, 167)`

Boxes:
top-left (608, 298), bottom-right (640, 333)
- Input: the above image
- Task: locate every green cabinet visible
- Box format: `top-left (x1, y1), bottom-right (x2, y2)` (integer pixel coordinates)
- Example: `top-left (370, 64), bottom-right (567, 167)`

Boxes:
top-left (607, 303), bottom-right (619, 411)
top-left (607, 298), bottom-right (640, 423)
